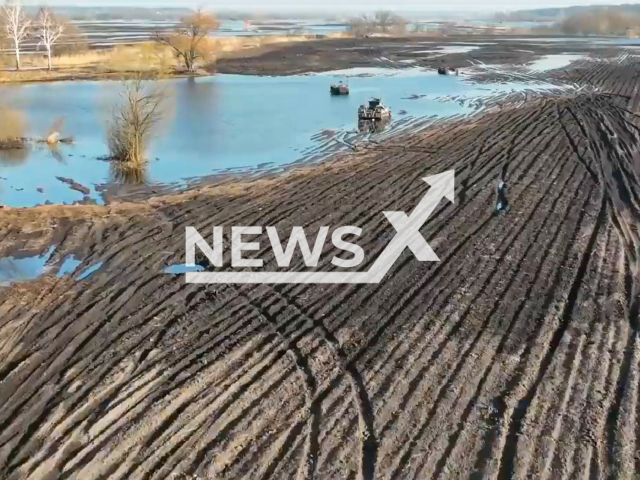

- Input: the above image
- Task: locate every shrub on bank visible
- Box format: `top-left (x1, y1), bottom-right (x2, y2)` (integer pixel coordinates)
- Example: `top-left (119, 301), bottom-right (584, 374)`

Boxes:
top-left (107, 79), bottom-right (163, 165)
top-left (0, 108), bottom-right (26, 150)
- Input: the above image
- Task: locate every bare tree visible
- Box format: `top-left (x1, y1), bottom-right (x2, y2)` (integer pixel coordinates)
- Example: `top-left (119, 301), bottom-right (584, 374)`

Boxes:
top-left (375, 11), bottom-right (394, 32)
top-left (349, 12), bottom-right (406, 37)
top-left (1, 1), bottom-right (31, 71)
top-left (560, 10), bottom-right (640, 36)
top-left (108, 79), bottom-right (164, 165)
top-left (110, 158), bottom-right (148, 185)
top-left (389, 16), bottom-right (408, 35)
top-left (35, 7), bottom-right (65, 70)
top-left (348, 15), bottom-right (373, 37)
top-left (154, 9), bottom-right (219, 73)
top-left (55, 22), bottom-right (88, 56)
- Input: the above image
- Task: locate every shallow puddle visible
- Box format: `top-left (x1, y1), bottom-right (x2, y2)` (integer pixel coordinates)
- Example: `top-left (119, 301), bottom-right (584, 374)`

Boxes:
top-left (500, 37), bottom-right (640, 46)
top-left (422, 46), bottom-right (480, 55)
top-left (442, 46), bottom-right (480, 54)
top-left (77, 263), bottom-right (104, 281)
top-left (164, 264), bottom-right (205, 274)
top-left (0, 249), bottom-right (105, 285)
top-left (56, 256), bottom-right (82, 278)
top-left (0, 246), bottom-right (55, 286)
top-left (527, 54), bottom-right (585, 71)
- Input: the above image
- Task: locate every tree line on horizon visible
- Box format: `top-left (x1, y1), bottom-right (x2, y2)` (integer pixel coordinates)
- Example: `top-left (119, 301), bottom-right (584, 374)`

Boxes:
top-left (348, 11), bottom-right (407, 37)
top-left (558, 9), bottom-right (640, 36)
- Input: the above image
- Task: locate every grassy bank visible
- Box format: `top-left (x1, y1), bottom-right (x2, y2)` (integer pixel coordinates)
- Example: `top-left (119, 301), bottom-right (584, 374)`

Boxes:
top-left (0, 33), bottom-right (351, 84)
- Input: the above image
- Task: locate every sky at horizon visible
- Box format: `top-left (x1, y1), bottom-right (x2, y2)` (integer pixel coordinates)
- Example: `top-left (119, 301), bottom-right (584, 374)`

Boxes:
top-left (21, 0), bottom-right (640, 13)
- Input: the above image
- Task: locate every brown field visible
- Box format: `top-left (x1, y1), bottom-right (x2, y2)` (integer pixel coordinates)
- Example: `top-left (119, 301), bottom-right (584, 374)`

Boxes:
top-left (1, 55), bottom-right (640, 480)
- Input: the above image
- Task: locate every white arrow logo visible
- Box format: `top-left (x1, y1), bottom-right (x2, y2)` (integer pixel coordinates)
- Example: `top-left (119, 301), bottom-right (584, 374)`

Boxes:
top-left (186, 170), bottom-right (455, 284)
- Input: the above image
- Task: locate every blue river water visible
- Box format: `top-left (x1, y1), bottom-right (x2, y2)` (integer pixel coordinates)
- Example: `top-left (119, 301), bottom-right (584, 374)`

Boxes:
top-left (0, 68), bottom-right (561, 208)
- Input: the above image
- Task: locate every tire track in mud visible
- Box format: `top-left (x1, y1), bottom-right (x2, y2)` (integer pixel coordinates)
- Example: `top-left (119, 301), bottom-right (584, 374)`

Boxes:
top-left (545, 224), bottom-right (613, 480)
top-left (222, 288), bottom-right (322, 480)
top-left (429, 171), bottom-right (594, 480)
top-left (495, 180), bottom-right (606, 480)
top-left (521, 220), bottom-right (613, 480)
top-left (273, 101), bottom-right (556, 335)
top-left (238, 97), bottom-right (604, 476)
top-left (267, 286), bottom-right (377, 480)
top-left (385, 149), bottom-right (589, 480)
top-left (571, 236), bottom-right (620, 480)
top-left (319, 116), bottom-right (571, 471)
top-left (494, 86), bottom-right (638, 480)
top-left (5, 288), bottom-right (280, 476)
top-left (564, 90), bottom-right (640, 480)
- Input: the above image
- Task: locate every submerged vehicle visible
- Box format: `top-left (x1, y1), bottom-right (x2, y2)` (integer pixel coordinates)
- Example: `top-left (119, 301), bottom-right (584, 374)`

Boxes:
top-left (358, 118), bottom-right (390, 134)
top-left (437, 66), bottom-right (459, 75)
top-left (358, 98), bottom-right (391, 121)
top-left (330, 82), bottom-right (350, 95)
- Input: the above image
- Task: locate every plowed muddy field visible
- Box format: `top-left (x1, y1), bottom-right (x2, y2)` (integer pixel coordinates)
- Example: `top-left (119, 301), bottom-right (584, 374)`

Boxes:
top-left (1, 53), bottom-right (640, 480)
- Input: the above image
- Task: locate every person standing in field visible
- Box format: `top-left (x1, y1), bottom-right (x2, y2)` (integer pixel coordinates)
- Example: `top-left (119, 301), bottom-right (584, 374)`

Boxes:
top-left (495, 164), bottom-right (509, 215)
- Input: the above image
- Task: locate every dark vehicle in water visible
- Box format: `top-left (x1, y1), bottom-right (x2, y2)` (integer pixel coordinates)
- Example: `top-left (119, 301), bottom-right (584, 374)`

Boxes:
top-left (438, 65), bottom-right (459, 75)
top-left (330, 82), bottom-right (350, 95)
top-left (358, 98), bottom-right (391, 121)
top-left (358, 118), bottom-right (390, 134)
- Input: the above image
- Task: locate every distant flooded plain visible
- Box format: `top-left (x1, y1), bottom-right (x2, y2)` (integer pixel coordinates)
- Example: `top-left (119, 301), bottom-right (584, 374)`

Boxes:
top-left (0, 69), bottom-right (562, 207)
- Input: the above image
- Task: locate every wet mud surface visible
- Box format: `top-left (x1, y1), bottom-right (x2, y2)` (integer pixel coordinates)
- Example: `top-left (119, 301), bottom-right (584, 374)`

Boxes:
top-left (2, 54), bottom-right (640, 480)
top-left (216, 34), bottom-right (628, 75)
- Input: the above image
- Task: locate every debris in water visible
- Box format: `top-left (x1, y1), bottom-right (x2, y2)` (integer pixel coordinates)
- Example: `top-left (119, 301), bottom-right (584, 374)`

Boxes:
top-left (56, 177), bottom-right (91, 196)
top-left (44, 117), bottom-right (74, 145)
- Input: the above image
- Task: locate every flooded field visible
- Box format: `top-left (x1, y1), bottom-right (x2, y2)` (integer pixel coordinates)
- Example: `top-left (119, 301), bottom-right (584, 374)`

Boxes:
top-left (7, 19), bottom-right (350, 51)
top-left (527, 54), bottom-right (585, 71)
top-left (0, 69), bottom-right (562, 208)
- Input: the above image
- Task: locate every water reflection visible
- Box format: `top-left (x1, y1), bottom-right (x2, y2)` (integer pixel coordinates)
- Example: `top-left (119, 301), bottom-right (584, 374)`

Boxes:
top-left (46, 143), bottom-right (66, 164)
top-left (168, 77), bottom-right (218, 155)
top-left (110, 160), bottom-right (148, 185)
top-left (0, 246), bottom-right (55, 286)
top-left (358, 118), bottom-right (390, 134)
top-left (0, 147), bottom-right (29, 165)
